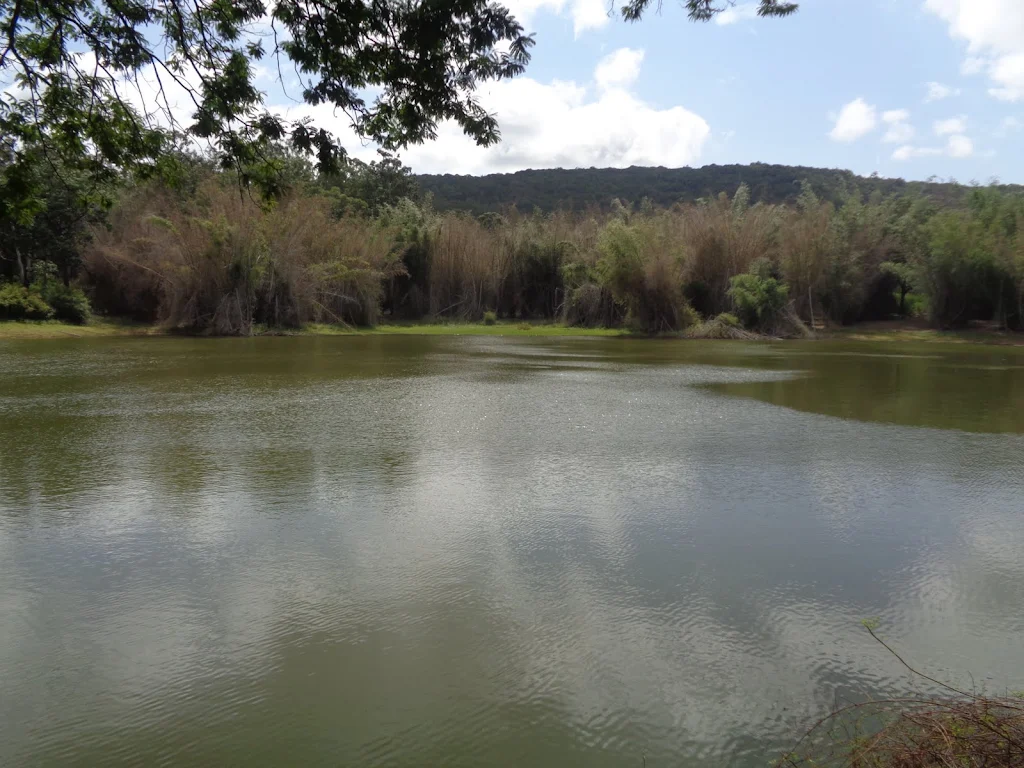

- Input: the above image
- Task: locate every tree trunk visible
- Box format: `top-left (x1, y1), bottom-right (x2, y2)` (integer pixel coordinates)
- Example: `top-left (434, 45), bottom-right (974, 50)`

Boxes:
top-left (15, 247), bottom-right (26, 287)
top-left (996, 277), bottom-right (1005, 328)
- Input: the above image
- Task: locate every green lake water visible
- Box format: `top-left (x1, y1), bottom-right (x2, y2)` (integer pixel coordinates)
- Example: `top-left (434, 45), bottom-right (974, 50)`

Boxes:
top-left (1, 335), bottom-right (1023, 766)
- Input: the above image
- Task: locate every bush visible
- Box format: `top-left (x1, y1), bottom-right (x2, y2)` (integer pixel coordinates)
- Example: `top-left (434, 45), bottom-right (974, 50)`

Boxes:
top-left (482, 310), bottom-right (497, 325)
top-left (40, 284), bottom-right (91, 324)
top-left (563, 281), bottom-right (617, 327)
top-left (676, 302), bottom-right (702, 330)
top-left (681, 190), bottom-right (781, 316)
top-left (903, 292), bottom-right (927, 318)
top-left (918, 211), bottom-right (998, 328)
top-left (685, 312), bottom-right (758, 339)
top-left (0, 283), bottom-right (55, 320)
top-left (596, 219), bottom-right (696, 333)
top-left (561, 256), bottom-right (619, 328)
top-left (728, 270), bottom-right (789, 331)
top-left (879, 260), bottom-right (916, 317)
top-left (780, 626), bottom-right (1024, 768)
top-left (596, 220), bottom-right (644, 304)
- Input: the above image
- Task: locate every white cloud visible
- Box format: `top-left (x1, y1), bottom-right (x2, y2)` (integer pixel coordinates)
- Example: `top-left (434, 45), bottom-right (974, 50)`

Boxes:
top-left (277, 49), bottom-right (711, 175)
top-left (883, 123), bottom-right (915, 144)
top-left (567, 0), bottom-right (609, 35)
top-left (961, 56), bottom-right (987, 75)
top-left (924, 81), bottom-right (960, 102)
top-left (828, 98), bottom-right (878, 142)
top-left (714, 3), bottom-right (759, 25)
top-left (994, 116), bottom-right (1023, 136)
top-left (989, 52), bottom-right (1024, 100)
top-left (924, 0), bottom-right (1024, 55)
top-left (934, 115), bottom-right (968, 135)
top-left (892, 144), bottom-right (942, 161)
top-left (594, 48), bottom-right (645, 91)
top-left (503, 0), bottom-right (609, 36)
top-left (104, 55), bottom-right (203, 134)
top-left (891, 133), bottom-right (974, 161)
top-left (946, 133), bottom-right (974, 157)
top-left (924, 0), bottom-right (1024, 101)
top-left (251, 64), bottom-right (273, 83)
top-left (403, 90), bottom-right (708, 175)
top-left (881, 109), bottom-right (914, 143)
top-left (39, 44), bottom-right (706, 178)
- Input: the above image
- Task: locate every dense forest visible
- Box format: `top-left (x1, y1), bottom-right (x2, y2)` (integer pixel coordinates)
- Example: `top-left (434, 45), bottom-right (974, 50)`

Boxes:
top-left (3, 151), bottom-right (1024, 337)
top-left (417, 164), bottom-right (1024, 215)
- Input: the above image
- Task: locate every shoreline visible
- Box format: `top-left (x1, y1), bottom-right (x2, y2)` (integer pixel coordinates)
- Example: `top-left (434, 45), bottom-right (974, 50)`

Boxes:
top-left (0, 320), bottom-right (628, 340)
top-left (1, 318), bottom-right (1022, 346)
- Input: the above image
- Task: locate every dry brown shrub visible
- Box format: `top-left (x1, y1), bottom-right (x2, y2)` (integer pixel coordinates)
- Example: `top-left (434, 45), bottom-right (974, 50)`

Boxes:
top-left (679, 198), bottom-right (781, 316)
top-left (84, 180), bottom-right (403, 333)
top-left (264, 196), bottom-right (403, 327)
top-left (780, 201), bottom-right (834, 327)
top-left (780, 628), bottom-right (1024, 768)
top-left (429, 214), bottom-right (499, 319)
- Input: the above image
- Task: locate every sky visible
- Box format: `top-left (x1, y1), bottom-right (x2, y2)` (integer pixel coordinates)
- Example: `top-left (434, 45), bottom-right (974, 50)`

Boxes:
top-left (289, 0), bottom-right (1021, 181)
top-left (7, 0), bottom-right (1023, 181)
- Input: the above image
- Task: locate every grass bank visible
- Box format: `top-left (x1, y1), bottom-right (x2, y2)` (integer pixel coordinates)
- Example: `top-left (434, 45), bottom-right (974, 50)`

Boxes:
top-left (2, 318), bottom-right (1022, 345)
top-left (285, 322), bottom-right (627, 337)
top-left (0, 319), bottom-right (157, 339)
top-left (823, 320), bottom-right (1024, 346)
top-left (0, 319), bottom-right (627, 340)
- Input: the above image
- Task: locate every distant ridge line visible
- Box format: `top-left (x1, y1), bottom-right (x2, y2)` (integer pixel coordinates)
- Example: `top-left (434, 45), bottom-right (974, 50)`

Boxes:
top-left (414, 163), bottom-right (1022, 214)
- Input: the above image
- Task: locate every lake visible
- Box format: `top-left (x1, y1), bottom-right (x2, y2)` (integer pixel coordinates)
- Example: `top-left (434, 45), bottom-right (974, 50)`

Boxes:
top-left (1, 335), bottom-right (1023, 767)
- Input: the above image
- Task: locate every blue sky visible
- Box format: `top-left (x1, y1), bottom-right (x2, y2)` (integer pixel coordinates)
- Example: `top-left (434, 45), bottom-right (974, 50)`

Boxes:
top-left (315, 0), bottom-right (1023, 180)
top-left (10, 0), bottom-right (1016, 180)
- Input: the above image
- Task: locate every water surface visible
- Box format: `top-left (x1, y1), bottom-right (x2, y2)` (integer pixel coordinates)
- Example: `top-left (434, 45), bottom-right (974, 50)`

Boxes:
top-left (1, 336), bottom-right (1023, 766)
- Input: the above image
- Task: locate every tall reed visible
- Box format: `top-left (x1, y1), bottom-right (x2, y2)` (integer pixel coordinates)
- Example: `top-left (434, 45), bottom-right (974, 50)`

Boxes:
top-left (81, 176), bottom-right (1024, 334)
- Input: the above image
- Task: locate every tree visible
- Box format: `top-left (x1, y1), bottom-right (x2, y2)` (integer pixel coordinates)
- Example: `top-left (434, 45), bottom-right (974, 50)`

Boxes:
top-left (728, 258), bottom-right (789, 332)
top-left (0, 148), bottom-right (106, 286)
top-left (1, 0), bottom-right (534, 204)
top-left (320, 156), bottom-right (419, 216)
top-left (879, 261), bottom-right (915, 317)
top-left (1, 0), bottom-right (801, 199)
top-left (0, 0), bottom-right (802, 302)
top-left (781, 180), bottom-right (831, 327)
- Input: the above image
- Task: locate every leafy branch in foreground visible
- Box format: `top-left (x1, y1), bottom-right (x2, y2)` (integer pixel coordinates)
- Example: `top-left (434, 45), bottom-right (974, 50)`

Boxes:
top-left (0, 0), bottom-right (534, 202)
top-left (0, 0), bottom-right (804, 207)
top-left (621, 0), bottom-right (798, 23)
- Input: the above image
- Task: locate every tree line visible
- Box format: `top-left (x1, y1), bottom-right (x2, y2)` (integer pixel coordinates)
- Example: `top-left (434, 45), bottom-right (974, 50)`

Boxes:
top-left (0, 0), bottom-right (807, 334)
top-left (415, 164), bottom-right (1024, 215)
top-left (3, 152), bottom-right (1023, 336)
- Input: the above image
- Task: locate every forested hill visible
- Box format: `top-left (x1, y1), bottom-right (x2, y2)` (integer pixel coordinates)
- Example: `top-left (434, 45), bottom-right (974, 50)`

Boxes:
top-left (415, 164), bottom-right (1023, 213)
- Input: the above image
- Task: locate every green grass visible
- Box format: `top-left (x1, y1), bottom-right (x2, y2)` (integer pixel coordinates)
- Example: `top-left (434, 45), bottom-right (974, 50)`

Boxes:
top-left (0, 319), bottom-right (627, 340)
top-left (0, 318), bottom-right (155, 339)
top-left (4, 317), bottom-right (1020, 344)
top-left (297, 322), bottom-right (628, 337)
top-left (827, 325), bottom-right (1024, 346)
